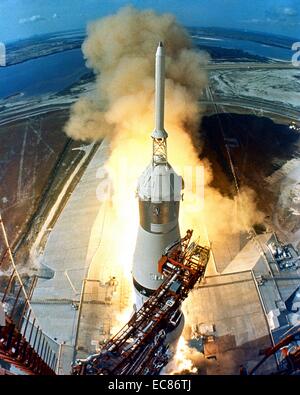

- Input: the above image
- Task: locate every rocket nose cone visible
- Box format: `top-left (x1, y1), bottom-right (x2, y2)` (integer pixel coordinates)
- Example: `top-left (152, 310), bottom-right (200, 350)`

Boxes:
top-left (156, 41), bottom-right (165, 56)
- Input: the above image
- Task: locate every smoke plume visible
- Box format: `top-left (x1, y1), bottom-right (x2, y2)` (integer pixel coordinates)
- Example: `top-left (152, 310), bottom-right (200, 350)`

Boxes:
top-left (65, 5), bottom-right (264, 257)
top-left (65, 6), bottom-right (209, 150)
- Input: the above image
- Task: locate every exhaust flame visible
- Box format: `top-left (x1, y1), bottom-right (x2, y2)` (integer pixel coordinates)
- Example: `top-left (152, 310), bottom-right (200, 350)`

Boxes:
top-left (163, 336), bottom-right (197, 374)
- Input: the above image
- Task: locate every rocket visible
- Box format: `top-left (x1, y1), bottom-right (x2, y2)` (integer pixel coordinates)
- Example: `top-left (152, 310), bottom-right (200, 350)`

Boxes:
top-left (132, 42), bottom-right (184, 337)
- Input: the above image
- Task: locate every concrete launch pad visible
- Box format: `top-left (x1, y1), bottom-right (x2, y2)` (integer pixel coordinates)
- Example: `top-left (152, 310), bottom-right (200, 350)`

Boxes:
top-left (31, 139), bottom-right (111, 373)
top-left (185, 271), bottom-right (277, 374)
top-left (186, 230), bottom-right (300, 375)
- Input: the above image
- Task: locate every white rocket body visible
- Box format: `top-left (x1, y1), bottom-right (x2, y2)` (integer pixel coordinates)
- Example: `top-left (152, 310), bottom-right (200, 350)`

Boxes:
top-left (132, 43), bottom-right (183, 311)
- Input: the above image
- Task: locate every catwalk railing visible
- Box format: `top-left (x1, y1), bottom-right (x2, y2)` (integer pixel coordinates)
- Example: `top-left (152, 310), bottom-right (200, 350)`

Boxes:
top-left (0, 213), bottom-right (57, 375)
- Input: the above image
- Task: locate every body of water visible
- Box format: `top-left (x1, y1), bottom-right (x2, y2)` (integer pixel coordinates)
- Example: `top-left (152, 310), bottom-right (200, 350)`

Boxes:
top-left (192, 35), bottom-right (293, 61)
top-left (0, 32), bottom-right (293, 101)
top-left (0, 48), bottom-right (87, 99)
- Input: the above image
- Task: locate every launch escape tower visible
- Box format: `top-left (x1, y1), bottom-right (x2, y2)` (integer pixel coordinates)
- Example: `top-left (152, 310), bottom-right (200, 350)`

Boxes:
top-left (152, 42), bottom-right (168, 166)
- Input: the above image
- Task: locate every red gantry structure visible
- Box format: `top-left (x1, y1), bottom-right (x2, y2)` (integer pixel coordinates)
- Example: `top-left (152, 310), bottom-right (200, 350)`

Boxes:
top-left (247, 326), bottom-right (300, 375)
top-left (72, 230), bottom-right (210, 375)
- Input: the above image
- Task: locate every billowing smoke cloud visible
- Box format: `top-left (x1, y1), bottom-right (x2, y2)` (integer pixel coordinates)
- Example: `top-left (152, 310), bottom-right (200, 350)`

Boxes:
top-left (65, 5), bottom-right (264, 256)
top-left (65, 5), bottom-right (209, 149)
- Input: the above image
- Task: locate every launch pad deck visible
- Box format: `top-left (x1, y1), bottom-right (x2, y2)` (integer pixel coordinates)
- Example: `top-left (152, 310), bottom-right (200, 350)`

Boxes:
top-left (187, 271), bottom-right (277, 374)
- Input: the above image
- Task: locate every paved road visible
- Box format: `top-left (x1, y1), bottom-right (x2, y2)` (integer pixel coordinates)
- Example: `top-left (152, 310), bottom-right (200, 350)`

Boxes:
top-left (0, 104), bottom-right (71, 127)
top-left (204, 62), bottom-right (295, 71)
top-left (201, 89), bottom-right (300, 121)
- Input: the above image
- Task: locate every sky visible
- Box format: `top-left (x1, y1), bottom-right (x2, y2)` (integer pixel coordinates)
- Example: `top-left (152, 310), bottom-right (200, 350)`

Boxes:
top-left (0, 0), bottom-right (299, 43)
